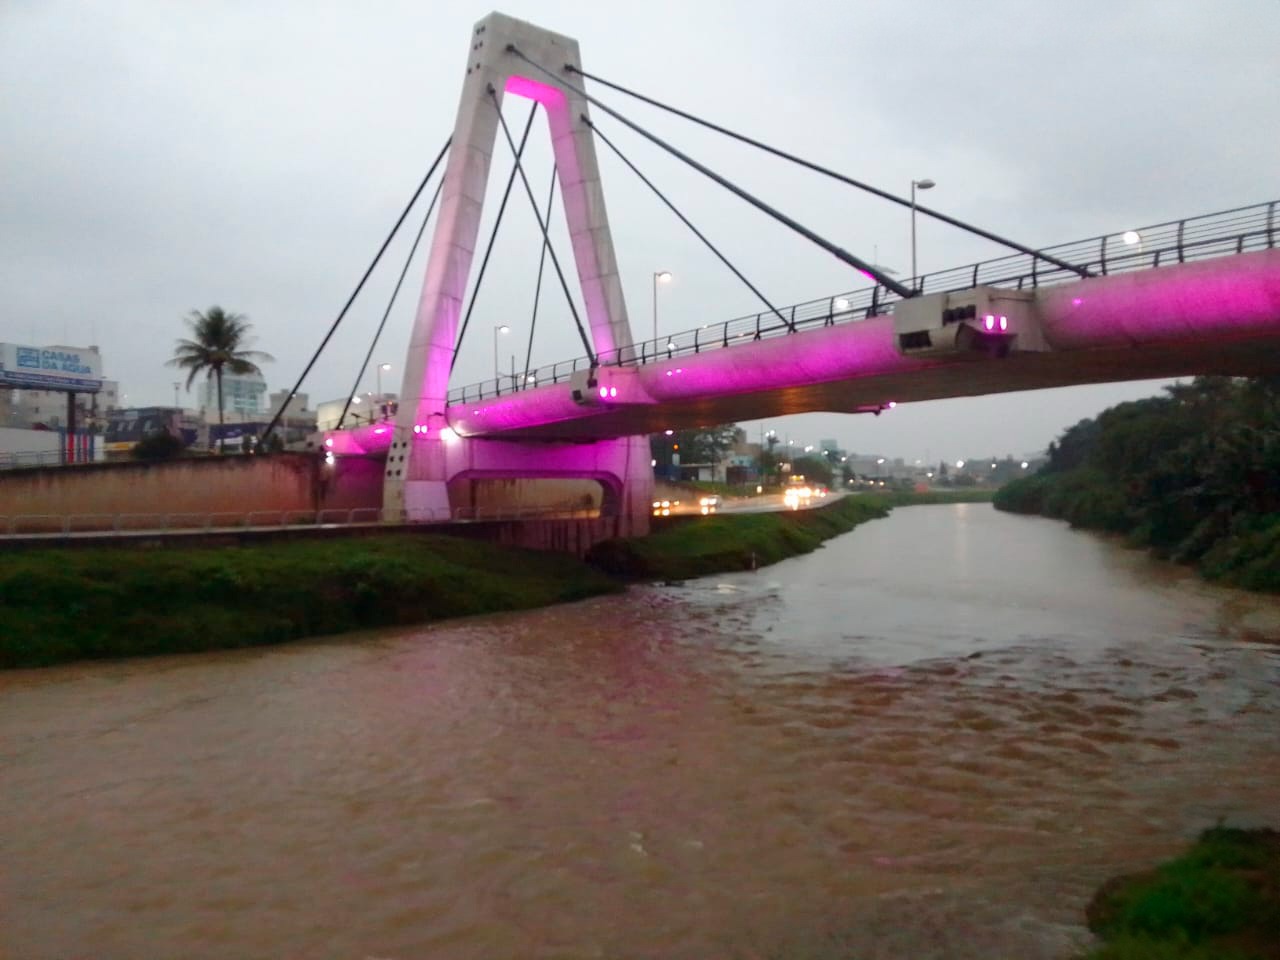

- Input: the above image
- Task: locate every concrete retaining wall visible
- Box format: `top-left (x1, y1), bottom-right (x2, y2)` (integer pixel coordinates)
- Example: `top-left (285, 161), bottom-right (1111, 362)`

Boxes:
top-left (0, 453), bottom-right (386, 520)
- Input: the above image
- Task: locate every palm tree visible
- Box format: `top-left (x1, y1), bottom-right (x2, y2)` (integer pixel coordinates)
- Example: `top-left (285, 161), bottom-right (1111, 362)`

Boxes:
top-left (168, 307), bottom-right (273, 440)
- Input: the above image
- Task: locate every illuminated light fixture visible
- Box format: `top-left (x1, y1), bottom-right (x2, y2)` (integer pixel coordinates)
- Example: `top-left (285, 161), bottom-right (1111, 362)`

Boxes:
top-left (675, 368), bottom-right (682, 373)
top-left (324, 438), bottom-right (334, 448)
top-left (984, 314), bottom-right (996, 331)
top-left (440, 427), bottom-right (458, 442)
top-left (1021, 461), bottom-right (1029, 469)
top-left (374, 427), bottom-right (387, 435)
top-left (835, 297), bottom-right (850, 310)
top-left (999, 315), bottom-right (1008, 331)
top-left (666, 370), bottom-right (673, 377)
top-left (666, 341), bottom-right (676, 351)
top-left (324, 451), bottom-right (335, 466)
top-left (650, 459), bottom-right (656, 467)
top-left (956, 460), bottom-right (965, 468)
top-left (473, 409), bottom-right (479, 415)
top-left (351, 395), bottom-right (361, 404)
top-left (1122, 230), bottom-right (1141, 245)
top-left (888, 401), bottom-right (897, 409)
top-left (664, 429), bottom-right (674, 436)
top-left (609, 386), bottom-right (617, 398)
top-left (598, 386), bottom-right (608, 399)
top-left (412, 425), bottom-right (421, 434)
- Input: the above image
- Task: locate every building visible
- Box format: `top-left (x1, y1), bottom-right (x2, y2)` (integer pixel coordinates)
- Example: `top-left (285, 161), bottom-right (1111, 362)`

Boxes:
top-left (6, 380), bottom-right (119, 430)
top-left (199, 370), bottom-right (267, 417)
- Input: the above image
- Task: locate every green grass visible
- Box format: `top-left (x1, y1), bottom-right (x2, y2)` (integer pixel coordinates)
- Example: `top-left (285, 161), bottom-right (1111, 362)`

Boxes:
top-left (0, 534), bottom-right (623, 669)
top-left (1083, 827), bottom-right (1280, 959)
top-left (585, 495), bottom-right (893, 580)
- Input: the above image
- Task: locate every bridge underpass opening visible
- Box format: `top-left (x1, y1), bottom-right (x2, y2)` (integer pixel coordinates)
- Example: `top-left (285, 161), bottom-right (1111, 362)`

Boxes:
top-left (448, 476), bottom-right (605, 520)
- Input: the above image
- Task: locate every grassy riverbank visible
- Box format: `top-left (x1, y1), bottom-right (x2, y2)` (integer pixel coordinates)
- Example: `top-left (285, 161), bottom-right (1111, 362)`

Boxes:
top-left (585, 494), bottom-right (892, 580)
top-left (1, 493), bottom-right (988, 669)
top-left (0, 535), bottom-right (623, 669)
top-left (584, 492), bottom-right (991, 580)
top-left (994, 377), bottom-right (1280, 593)
top-left (1082, 826), bottom-right (1280, 959)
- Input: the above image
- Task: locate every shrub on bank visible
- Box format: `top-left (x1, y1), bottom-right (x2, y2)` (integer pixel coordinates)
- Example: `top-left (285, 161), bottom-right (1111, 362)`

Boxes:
top-left (994, 377), bottom-right (1280, 594)
top-left (1082, 826), bottom-right (1279, 959)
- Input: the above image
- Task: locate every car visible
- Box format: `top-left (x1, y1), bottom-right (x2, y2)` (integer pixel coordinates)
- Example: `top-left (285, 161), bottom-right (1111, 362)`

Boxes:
top-left (698, 494), bottom-right (720, 515)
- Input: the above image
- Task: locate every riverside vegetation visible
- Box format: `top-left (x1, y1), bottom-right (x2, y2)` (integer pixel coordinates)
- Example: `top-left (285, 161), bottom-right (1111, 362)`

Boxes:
top-left (994, 377), bottom-right (1280, 593)
top-left (1081, 826), bottom-right (1280, 960)
top-left (0, 493), bottom-right (991, 669)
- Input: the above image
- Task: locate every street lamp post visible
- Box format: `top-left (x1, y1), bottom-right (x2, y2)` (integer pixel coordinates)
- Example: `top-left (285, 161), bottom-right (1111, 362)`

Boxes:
top-left (376, 362), bottom-right (392, 397)
top-left (652, 271), bottom-right (672, 344)
top-left (493, 325), bottom-right (510, 383)
top-left (910, 178), bottom-right (936, 290)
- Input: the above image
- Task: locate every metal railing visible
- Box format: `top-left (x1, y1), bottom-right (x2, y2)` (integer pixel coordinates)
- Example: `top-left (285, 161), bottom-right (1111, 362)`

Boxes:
top-left (0, 504), bottom-right (605, 538)
top-left (0, 450), bottom-right (76, 471)
top-left (448, 199), bottom-right (1277, 404)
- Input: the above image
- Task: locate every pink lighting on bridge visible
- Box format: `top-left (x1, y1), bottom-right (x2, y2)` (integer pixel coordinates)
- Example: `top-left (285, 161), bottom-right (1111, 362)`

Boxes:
top-left (599, 386), bottom-right (608, 399)
top-left (504, 74), bottom-right (566, 108)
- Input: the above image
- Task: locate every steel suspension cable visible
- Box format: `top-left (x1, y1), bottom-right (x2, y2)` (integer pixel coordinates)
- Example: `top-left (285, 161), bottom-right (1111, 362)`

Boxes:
top-left (452, 103), bottom-right (539, 372)
top-left (522, 165), bottom-right (558, 381)
top-left (488, 85), bottom-right (596, 364)
top-left (587, 117), bottom-right (792, 333)
top-left (506, 47), bottom-right (914, 299)
top-left (259, 136), bottom-right (452, 447)
top-left (336, 177), bottom-right (444, 431)
top-left (566, 65), bottom-right (1092, 280)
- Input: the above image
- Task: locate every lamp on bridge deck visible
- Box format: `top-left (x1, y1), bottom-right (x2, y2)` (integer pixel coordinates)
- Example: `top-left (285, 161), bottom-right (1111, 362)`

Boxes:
top-left (910, 178), bottom-right (936, 290)
top-left (493, 325), bottom-right (510, 380)
top-left (652, 271), bottom-right (673, 343)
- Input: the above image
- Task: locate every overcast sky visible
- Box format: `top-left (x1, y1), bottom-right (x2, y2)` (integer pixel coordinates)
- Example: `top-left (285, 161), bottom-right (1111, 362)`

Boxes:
top-left (3, 0), bottom-right (1277, 461)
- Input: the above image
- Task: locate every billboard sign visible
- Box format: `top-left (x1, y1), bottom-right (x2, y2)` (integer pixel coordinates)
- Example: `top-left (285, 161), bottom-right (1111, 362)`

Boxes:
top-left (0, 343), bottom-right (103, 392)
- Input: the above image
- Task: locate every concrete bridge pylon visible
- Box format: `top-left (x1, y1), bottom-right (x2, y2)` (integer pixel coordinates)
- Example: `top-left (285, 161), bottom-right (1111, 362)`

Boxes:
top-left (382, 11), bottom-right (652, 532)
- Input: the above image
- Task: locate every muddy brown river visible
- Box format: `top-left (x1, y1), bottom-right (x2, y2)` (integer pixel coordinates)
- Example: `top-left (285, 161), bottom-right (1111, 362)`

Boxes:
top-left (3, 504), bottom-right (1278, 959)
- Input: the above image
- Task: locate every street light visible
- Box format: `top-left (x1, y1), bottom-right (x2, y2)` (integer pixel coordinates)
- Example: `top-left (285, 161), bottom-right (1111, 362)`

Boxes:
top-left (910, 177), bottom-right (936, 289)
top-left (652, 271), bottom-right (672, 342)
top-left (493, 324), bottom-right (510, 380)
top-left (376, 362), bottom-right (392, 397)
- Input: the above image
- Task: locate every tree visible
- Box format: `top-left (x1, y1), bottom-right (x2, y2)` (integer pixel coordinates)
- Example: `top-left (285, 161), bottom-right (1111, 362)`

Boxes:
top-left (132, 430), bottom-right (185, 461)
top-left (168, 306), bottom-right (273, 438)
top-left (790, 455), bottom-right (833, 487)
top-left (650, 424), bottom-right (739, 468)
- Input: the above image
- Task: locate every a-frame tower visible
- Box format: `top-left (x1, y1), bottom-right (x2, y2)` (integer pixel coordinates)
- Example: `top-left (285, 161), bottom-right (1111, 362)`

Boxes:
top-left (383, 11), bottom-right (648, 522)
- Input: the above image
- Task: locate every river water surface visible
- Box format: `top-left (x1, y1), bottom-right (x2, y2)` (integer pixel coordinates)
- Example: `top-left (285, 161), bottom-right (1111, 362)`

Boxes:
top-left (3, 504), bottom-right (1279, 959)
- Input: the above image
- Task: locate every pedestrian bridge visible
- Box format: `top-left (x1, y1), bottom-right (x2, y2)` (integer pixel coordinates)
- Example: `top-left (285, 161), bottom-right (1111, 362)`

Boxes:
top-left (299, 12), bottom-right (1278, 528)
top-left (329, 200), bottom-right (1280, 453)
